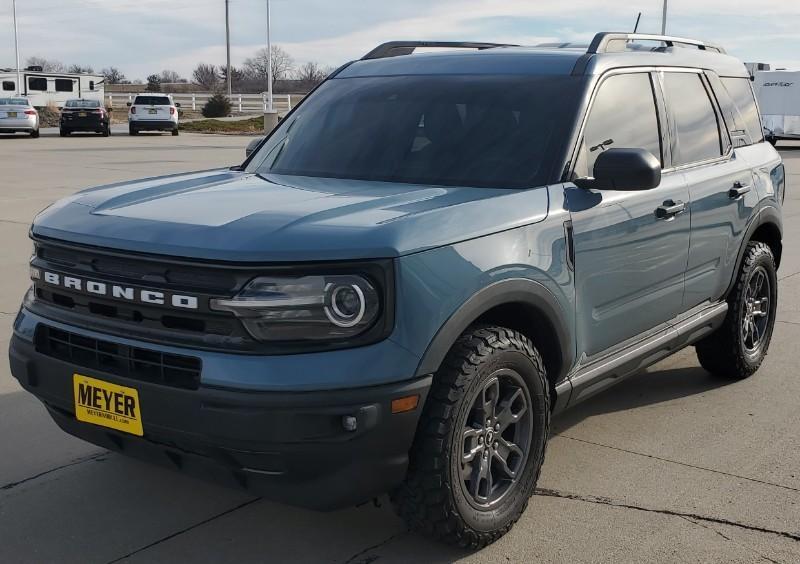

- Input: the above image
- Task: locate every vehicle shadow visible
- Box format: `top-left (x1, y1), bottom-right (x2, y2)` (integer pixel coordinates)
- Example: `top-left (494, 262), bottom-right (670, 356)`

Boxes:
top-left (551, 364), bottom-right (729, 435)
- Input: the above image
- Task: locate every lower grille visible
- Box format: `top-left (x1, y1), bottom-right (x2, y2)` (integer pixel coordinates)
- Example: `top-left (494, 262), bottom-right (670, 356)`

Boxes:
top-left (36, 325), bottom-right (202, 390)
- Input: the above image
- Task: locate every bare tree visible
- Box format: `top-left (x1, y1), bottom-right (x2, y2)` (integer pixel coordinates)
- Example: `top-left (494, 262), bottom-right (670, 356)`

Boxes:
top-left (67, 64), bottom-right (95, 74)
top-left (243, 45), bottom-right (294, 86)
top-left (101, 67), bottom-right (128, 84)
top-left (159, 69), bottom-right (184, 84)
top-left (25, 56), bottom-right (65, 72)
top-left (294, 61), bottom-right (329, 85)
top-left (192, 63), bottom-right (220, 90)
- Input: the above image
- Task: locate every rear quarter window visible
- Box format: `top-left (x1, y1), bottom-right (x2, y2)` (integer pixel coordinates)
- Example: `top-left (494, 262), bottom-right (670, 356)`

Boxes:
top-left (2, 81), bottom-right (14, 91)
top-left (721, 77), bottom-right (764, 144)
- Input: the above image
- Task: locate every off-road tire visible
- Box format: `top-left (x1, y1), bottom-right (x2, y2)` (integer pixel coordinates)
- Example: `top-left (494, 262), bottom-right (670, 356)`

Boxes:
top-left (696, 241), bottom-right (777, 379)
top-left (392, 326), bottom-right (550, 549)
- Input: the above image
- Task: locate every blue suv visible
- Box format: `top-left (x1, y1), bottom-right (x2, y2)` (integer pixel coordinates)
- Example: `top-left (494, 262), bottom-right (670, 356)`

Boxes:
top-left (10, 33), bottom-right (784, 548)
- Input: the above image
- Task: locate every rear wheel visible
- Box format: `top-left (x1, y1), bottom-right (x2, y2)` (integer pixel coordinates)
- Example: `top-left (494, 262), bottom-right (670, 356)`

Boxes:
top-left (129, 125), bottom-right (137, 136)
top-left (30, 128), bottom-right (40, 138)
top-left (103, 125), bottom-right (110, 137)
top-left (172, 128), bottom-right (179, 136)
top-left (392, 326), bottom-right (549, 549)
top-left (696, 242), bottom-right (777, 379)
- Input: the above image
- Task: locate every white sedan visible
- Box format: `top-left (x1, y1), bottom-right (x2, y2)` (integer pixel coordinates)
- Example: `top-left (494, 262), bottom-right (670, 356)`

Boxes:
top-left (0, 98), bottom-right (39, 138)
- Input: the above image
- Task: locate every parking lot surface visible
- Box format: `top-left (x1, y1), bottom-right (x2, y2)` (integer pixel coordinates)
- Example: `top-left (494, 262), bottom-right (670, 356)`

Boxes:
top-left (0, 132), bottom-right (799, 563)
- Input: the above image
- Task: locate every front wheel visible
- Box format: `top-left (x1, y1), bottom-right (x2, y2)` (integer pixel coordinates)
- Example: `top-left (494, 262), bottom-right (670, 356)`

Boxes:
top-left (696, 241), bottom-right (778, 379)
top-left (392, 326), bottom-right (549, 549)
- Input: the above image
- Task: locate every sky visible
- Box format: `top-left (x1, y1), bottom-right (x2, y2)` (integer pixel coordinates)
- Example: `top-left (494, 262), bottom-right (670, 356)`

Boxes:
top-left (0, 0), bottom-right (799, 81)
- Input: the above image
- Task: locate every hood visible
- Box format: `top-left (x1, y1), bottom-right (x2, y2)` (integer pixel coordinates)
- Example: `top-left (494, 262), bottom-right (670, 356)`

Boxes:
top-left (32, 169), bottom-right (550, 262)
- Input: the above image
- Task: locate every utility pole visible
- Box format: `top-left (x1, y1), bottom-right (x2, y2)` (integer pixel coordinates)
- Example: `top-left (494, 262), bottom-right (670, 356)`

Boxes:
top-left (13, 0), bottom-right (21, 95)
top-left (661, 0), bottom-right (668, 35)
top-left (225, 0), bottom-right (232, 96)
top-left (267, 0), bottom-right (273, 113)
top-left (263, 0), bottom-right (278, 132)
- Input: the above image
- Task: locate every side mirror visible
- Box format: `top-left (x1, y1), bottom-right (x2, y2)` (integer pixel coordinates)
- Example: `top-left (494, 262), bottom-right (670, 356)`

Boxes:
top-left (576, 148), bottom-right (661, 191)
top-left (126, 102), bottom-right (132, 107)
top-left (175, 102), bottom-right (181, 108)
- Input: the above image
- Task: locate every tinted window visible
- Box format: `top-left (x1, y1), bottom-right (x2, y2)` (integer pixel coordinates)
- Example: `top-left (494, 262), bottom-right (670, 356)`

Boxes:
top-left (89, 81), bottom-right (95, 91)
top-left (28, 77), bottom-right (47, 91)
top-left (55, 79), bottom-right (73, 92)
top-left (0, 98), bottom-right (28, 106)
top-left (2, 81), bottom-right (14, 91)
top-left (663, 73), bottom-right (722, 165)
top-left (249, 75), bottom-right (583, 189)
top-left (582, 73), bottom-right (661, 175)
top-left (133, 96), bottom-right (171, 106)
top-left (721, 77), bottom-right (764, 143)
top-left (65, 99), bottom-right (100, 108)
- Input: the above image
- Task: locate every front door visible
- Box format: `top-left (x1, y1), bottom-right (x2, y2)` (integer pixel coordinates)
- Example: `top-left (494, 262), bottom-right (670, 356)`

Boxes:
top-left (566, 71), bottom-right (691, 360)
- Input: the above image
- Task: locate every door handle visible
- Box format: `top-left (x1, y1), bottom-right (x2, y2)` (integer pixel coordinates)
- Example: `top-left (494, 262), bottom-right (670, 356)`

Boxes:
top-left (729, 181), bottom-right (752, 199)
top-left (655, 200), bottom-right (686, 220)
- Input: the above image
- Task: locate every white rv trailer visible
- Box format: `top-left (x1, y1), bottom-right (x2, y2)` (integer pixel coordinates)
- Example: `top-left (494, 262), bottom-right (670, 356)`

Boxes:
top-left (0, 67), bottom-right (104, 108)
top-left (753, 70), bottom-right (800, 145)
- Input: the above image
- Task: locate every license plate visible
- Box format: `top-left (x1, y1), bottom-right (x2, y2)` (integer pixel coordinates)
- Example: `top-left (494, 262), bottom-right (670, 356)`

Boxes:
top-left (149, 109), bottom-right (157, 114)
top-left (73, 374), bottom-right (143, 436)
top-left (7, 111), bottom-right (17, 118)
top-left (78, 112), bottom-right (87, 117)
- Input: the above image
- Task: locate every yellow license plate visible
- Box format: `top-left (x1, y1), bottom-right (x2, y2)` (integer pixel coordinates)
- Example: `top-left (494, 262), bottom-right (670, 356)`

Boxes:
top-left (8, 112), bottom-right (17, 117)
top-left (73, 374), bottom-right (143, 436)
top-left (78, 112), bottom-right (87, 117)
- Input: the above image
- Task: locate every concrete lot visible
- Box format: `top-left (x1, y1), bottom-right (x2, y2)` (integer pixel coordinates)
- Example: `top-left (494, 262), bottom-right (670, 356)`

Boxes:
top-left (0, 132), bottom-right (798, 563)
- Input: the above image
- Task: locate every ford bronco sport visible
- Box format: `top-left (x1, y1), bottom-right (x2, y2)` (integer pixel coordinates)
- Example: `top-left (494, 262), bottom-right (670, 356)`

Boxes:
top-left (10, 33), bottom-right (784, 548)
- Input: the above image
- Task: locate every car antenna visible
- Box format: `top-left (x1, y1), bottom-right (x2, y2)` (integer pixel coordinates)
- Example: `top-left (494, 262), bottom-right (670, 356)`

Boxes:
top-left (633, 12), bottom-right (642, 32)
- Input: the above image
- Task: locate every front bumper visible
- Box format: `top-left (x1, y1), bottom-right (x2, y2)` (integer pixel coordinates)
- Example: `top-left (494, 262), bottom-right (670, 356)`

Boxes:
top-left (9, 312), bottom-right (431, 510)
top-left (130, 119), bottom-right (177, 131)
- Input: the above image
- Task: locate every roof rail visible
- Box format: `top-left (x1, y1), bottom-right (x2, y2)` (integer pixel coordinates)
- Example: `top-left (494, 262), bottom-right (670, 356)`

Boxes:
top-left (587, 32), bottom-right (726, 54)
top-left (361, 41), bottom-right (517, 60)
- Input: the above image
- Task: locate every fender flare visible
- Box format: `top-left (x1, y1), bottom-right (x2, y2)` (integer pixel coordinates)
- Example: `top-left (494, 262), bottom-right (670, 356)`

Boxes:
top-left (414, 278), bottom-right (574, 380)
top-left (724, 204), bottom-right (783, 298)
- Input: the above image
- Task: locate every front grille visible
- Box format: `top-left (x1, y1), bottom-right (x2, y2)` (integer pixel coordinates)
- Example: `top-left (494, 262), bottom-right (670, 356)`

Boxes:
top-left (36, 325), bottom-right (202, 390)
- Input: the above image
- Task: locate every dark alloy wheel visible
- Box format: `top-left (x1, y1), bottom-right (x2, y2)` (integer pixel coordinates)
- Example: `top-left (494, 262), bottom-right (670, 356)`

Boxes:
top-left (460, 370), bottom-right (532, 509)
top-left (392, 326), bottom-right (549, 549)
top-left (740, 265), bottom-right (771, 359)
top-left (696, 241), bottom-right (777, 379)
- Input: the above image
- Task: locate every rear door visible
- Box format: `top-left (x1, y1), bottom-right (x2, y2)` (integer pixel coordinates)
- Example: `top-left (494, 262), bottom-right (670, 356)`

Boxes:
top-left (566, 70), bottom-right (691, 359)
top-left (658, 70), bottom-right (757, 309)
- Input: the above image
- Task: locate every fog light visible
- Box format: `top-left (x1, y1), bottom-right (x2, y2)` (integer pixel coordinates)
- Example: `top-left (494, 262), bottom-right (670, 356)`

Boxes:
top-left (342, 415), bottom-right (358, 432)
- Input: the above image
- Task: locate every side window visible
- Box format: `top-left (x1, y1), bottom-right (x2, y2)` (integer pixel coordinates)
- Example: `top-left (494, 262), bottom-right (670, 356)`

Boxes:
top-left (55, 79), bottom-right (73, 92)
top-left (28, 77), bottom-right (47, 91)
top-left (582, 73), bottom-right (662, 177)
top-left (2, 81), bottom-right (14, 91)
top-left (662, 73), bottom-right (723, 166)
top-left (89, 81), bottom-right (95, 91)
top-left (721, 77), bottom-right (764, 143)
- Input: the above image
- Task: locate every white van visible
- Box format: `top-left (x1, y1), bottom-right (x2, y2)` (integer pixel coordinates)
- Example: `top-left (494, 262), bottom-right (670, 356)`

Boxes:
top-left (753, 70), bottom-right (800, 145)
top-left (0, 68), bottom-right (104, 108)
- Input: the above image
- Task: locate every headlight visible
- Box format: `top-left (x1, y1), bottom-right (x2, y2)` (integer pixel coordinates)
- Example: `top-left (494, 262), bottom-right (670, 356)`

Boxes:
top-left (210, 274), bottom-right (381, 342)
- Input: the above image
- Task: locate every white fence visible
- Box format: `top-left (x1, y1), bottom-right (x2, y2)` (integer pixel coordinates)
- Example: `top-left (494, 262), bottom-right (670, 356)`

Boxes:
top-left (106, 92), bottom-right (301, 113)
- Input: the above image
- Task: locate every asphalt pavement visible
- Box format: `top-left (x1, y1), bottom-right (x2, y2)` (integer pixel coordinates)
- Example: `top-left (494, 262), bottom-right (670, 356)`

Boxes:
top-left (0, 132), bottom-right (798, 563)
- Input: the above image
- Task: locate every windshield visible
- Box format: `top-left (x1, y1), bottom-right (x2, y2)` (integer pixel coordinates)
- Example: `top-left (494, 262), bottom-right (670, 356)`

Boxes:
top-left (65, 99), bottom-right (101, 108)
top-left (248, 74), bottom-right (582, 189)
top-left (133, 96), bottom-right (171, 106)
top-left (0, 98), bottom-right (29, 106)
